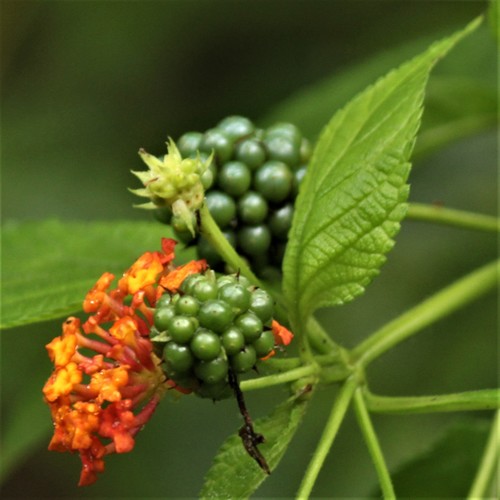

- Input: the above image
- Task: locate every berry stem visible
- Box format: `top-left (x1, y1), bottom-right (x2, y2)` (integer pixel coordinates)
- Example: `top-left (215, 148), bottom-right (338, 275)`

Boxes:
top-left (228, 368), bottom-right (270, 474)
top-left (198, 202), bottom-right (263, 287)
top-left (198, 200), bottom-right (294, 332)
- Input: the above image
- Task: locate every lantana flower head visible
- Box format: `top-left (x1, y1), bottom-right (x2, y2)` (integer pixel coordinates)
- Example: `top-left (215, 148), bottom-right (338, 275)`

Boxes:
top-left (42, 238), bottom-right (206, 486)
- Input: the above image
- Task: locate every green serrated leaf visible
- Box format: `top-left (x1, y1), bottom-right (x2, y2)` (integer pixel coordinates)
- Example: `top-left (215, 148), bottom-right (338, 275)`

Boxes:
top-left (1, 219), bottom-right (174, 329)
top-left (374, 419), bottom-right (491, 497)
top-left (282, 18), bottom-right (481, 329)
top-left (199, 395), bottom-right (308, 499)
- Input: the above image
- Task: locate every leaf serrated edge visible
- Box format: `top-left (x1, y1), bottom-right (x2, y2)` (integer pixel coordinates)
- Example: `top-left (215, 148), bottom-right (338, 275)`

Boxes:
top-left (199, 395), bottom-right (309, 499)
top-left (283, 16), bottom-right (482, 330)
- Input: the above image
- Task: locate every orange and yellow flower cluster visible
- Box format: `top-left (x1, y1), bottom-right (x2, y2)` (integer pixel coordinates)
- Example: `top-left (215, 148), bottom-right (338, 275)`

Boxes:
top-left (42, 238), bottom-right (207, 486)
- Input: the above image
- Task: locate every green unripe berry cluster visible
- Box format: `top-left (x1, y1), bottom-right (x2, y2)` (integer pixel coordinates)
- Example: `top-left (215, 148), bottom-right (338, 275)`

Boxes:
top-left (156, 116), bottom-right (310, 275)
top-left (152, 271), bottom-right (277, 400)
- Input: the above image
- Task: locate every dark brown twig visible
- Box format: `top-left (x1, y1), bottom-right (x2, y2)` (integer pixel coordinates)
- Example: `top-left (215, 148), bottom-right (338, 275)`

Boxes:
top-left (228, 368), bottom-right (271, 475)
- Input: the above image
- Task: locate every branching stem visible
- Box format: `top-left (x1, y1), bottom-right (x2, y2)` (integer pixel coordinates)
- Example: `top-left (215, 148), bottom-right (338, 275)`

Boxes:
top-left (200, 197), bottom-right (499, 499)
top-left (240, 364), bottom-right (320, 392)
top-left (364, 387), bottom-right (500, 414)
top-left (407, 203), bottom-right (500, 233)
top-left (353, 388), bottom-right (395, 499)
top-left (296, 376), bottom-right (358, 499)
top-left (467, 410), bottom-right (500, 499)
top-left (351, 259), bottom-right (499, 368)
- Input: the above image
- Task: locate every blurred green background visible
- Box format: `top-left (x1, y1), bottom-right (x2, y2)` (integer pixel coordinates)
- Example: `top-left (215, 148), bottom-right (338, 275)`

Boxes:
top-left (1, 0), bottom-right (497, 498)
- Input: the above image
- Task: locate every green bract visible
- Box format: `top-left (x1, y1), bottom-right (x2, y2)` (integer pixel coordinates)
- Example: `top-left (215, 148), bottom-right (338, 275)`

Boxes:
top-left (131, 138), bottom-right (213, 236)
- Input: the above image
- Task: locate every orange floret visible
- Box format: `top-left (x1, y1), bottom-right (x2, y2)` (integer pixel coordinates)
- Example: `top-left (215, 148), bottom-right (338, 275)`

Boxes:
top-left (43, 238), bottom-right (204, 486)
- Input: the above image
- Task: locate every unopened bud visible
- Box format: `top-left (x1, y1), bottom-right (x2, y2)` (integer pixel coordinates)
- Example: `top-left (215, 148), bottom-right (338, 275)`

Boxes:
top-left (130, 138), bottom-right (212, 235)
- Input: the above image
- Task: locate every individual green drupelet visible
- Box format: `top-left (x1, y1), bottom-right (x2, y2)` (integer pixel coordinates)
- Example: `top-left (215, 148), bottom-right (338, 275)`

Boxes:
top-left (157, 116), bottom-right (311, 275)
top-left (152, 271), bottom-right (277, 401)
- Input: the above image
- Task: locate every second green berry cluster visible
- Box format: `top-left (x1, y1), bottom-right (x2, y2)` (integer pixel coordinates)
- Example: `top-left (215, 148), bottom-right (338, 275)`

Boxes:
top-left (151, 271), bottom-right (277, 400)
top-left (157, 116), bottom-right (311, 275)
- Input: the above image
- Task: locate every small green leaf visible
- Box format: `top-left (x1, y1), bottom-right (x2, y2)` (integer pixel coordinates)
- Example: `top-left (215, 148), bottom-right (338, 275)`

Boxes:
top-left (1, 219), bottom-right (174, 329)
top-left (374, 419), bottom-right (491, 497)
top-left (282, 18), bottom-right (481, 329)
top-left (199, 395), bottom-right (308, 499)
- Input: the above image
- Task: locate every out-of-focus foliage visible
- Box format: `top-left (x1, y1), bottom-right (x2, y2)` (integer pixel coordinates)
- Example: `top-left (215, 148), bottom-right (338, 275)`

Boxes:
top-left (1, 1), bottom-right (496, 498)
top-left (1, 221), bottom-right (175, 328)
top-left (374, 420), bottom-right (490, 497)
top-left (489, 0), bottom-right (500, 41)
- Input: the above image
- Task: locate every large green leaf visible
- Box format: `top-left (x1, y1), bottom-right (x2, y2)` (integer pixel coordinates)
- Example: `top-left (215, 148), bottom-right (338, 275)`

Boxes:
top-left (282, 18), bottom-right (481, 329)
top-left (1, 220), bottom-right (175, 329)
top-left (199, 395), bottom-right (308, 499)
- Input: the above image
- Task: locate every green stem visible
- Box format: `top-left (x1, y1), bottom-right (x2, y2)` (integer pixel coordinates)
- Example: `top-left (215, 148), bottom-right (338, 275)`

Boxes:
top-left (198, 201), bottom-right (293, 332)
top-left (296, 376), bottom-right (358, 499)
top-left (260, 357), bottom-right (302, 371)
top-left (353, 388), bottom-right (395, 499)
top-left (467, 410), bottom-right (500, 499)
top-left (407, 203), bottom-right (500, 233)
top-left (304, 316), bottom-right (353, 381)
top-left (351, 259), bottom-right (499, 368)
top-left (307, 315), bottom-right (344, 355)
top-left (261, 352), bottom-right (340, 372)
top-left (198, 202), bottom-right (262, 287)
top-left (240, 364), bottom-right (320, 392)
top-left (364, 388), bottom-right (500, 414)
